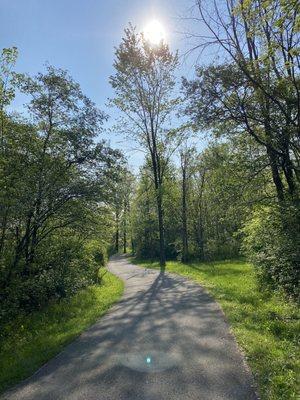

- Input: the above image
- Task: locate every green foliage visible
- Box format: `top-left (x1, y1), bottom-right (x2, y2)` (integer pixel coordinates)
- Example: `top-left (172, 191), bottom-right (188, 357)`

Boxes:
top-left (110, 25), bottom-right (185, 267)
top-left (0, 52), bottom-right (124, 326)
top-left (131, 161), bottom-right (181, 260)
top-left (109, 164), bottom-right (135, 254)
top-left (242, 204), bottom-right (300, 300)
top-left (131, 139), bottom-right (268, 263)
top-left (181, 0), bottom-right (300, 297)
top-left (135, 258), bottom-right (299, 400)
top-left (85, 239), bottom-right (108, 269)
top-left (110, 24), bottom-right (180, 145)
top-left (183, 0), bottom-right (300, 213)
top-left (0, 271), bottom-right (124, 394)
top-left (131, 171), bottom-right (160, 259)
top-left (0, 47), bottom-right (18, 112)
top-left (0, 232), bottom-right (112, 323)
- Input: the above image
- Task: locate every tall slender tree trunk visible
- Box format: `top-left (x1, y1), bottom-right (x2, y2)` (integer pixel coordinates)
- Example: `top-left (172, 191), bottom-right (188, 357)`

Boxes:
top-left (281, 143), bottom-right (296, 197)
top-left (181, 168), bottom-right (189, 262)
top-left (0, 209), bottom-right (8, 258)
top-left (265, 144), bottom-right (284, 204)
top-left (123, 224), bottom-right (127, 253)
top-left (115, 210), bottom-right (119, 253)
top-left (263, 95), bottom-right (285, 203)
top-left (197, 218), bottom-right (204, 260)
top-left (150, 145), bottom-right (166, 269)
top-left (128, 201), bottom-right (134, 254)
top-left (156, 190), bottom-right (166, 269)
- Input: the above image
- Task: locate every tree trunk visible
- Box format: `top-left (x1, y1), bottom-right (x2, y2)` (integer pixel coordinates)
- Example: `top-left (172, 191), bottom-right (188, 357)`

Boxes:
top-left (266, 146), bottom-right (285, 203)
top-left (264, 95), bottom-right (285, 203)
top-left (181, 168), bottom-right (189, 262)
top-left (150, 146), bottom-right (166, 269)
top-left (0, 208), bottom-right (8, 258)
top-left (128, 201), bottom-right (134, 254)
top-left (123, 227), bottom-right (127, 254)
top-left (115, 210), bottom-right (119, 253)
top-left (281, 144), bottom-right (296, 197)
top-left (123, 201), bottom-right (127, 253)
top-left (156, 190), bottom-right (166, 269)
top-left (25, 223), bottom-right (39, 273)
top-left (195, 206), bottom-right (204, 261)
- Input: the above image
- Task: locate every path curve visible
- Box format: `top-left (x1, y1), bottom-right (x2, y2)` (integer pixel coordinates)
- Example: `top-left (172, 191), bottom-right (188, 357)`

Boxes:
top-left (2, 255), bottom-right (258, 400)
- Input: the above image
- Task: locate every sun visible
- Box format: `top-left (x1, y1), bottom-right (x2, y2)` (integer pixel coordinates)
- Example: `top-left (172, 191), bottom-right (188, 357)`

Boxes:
top-left (143, 19), bottom-right (166, 45)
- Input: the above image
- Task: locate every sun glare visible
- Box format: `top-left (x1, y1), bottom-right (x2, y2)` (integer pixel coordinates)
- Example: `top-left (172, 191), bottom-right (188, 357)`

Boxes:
top-left (144, 19), bottom-right (166, 45)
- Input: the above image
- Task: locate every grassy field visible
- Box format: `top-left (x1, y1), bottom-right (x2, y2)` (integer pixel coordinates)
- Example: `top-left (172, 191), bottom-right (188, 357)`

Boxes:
top-left (134, 259), bottom-right (299, 400)
top-left (0, 271), bottom-right (124, 394)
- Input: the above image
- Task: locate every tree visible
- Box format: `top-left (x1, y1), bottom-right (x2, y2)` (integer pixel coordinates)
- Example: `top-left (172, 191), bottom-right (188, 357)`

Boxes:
top-left (185, 0), bottom-right (300, 203)
top-left (130, 138), bottom-right (267, 262)
top-left (0, 62), bottom-right (124, 321)
top-left (131, 159), bottom-right (180, 261)
top-left (0, 47), bottom-right (19, 260)
top-left (0, 47), bottom-right (18, 148)
top-left (181, 0), bottom-right (300, 296)
top-left (110, 25), bottom-right (182, 269)
top-left (10, 66), bottom-right (111, 274)
top-left (131, 165), bottom-right (159, 260)
top-left (110, 163), bottom-right (135, 254)
top-left (179, 143), bottom-right (196, 262)
top-left (121, 170), bottom-right (135, 253)
top-left (189, 154), bottom-right (207, 260)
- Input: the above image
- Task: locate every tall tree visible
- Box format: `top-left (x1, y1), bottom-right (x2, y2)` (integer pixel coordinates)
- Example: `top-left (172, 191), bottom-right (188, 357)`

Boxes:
top-left (0, 47), bottom-right (19, 260)
top-left (185, 0), bottom-right (300, 203)
top-left (0, 47), bottom-right (18, 148)
top-left (110, 25), bottom-right (181, 268)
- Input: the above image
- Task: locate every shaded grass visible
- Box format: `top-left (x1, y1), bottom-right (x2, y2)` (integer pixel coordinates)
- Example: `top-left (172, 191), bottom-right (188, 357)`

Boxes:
top-left (0, 271), bottom-right (124, 394)
top-left (134, 258), bottom-right (300, 400)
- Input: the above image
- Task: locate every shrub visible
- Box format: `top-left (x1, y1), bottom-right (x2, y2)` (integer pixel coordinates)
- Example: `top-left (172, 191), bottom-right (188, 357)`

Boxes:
top-left (0, 237), bottom-right (109, 326)
top-left (242, 203), bottom-right (300, 300)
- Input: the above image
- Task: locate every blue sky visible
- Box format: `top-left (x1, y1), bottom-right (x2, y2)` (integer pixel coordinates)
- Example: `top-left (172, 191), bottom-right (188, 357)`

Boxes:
top-left (0, 0), bottom-right (207, 168)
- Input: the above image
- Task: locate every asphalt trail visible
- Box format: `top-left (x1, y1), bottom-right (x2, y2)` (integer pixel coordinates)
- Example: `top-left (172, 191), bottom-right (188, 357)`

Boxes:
top-left (2, 254), bottom-right (258, 400)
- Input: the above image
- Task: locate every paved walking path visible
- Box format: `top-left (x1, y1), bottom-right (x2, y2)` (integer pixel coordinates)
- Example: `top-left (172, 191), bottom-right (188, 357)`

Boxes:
top-left (2, 255), bottom-right (258, 400)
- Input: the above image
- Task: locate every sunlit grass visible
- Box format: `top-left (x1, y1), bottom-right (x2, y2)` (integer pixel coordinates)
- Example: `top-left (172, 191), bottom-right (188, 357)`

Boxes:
top-left (0, 271), bottom-right (124, 394)
top-left (134, 258), bottom-right (300, 400)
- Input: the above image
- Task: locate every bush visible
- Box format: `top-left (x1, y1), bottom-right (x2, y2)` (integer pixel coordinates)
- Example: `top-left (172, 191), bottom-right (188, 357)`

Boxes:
top-left (242, 203), bottom-right (300, 300)
top-left (0, 237), bottom-right (109, 326)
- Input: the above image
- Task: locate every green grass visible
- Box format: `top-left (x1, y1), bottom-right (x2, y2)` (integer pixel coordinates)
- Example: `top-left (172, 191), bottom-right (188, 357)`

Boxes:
top-left (134, 258), bottom-right (300, 400)
top-left (0, 271), bottom-right (124, 394)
